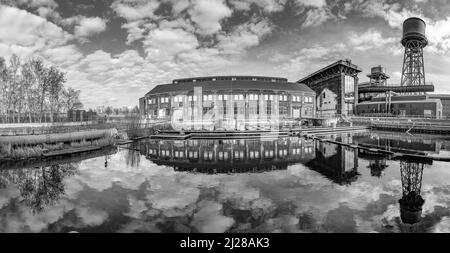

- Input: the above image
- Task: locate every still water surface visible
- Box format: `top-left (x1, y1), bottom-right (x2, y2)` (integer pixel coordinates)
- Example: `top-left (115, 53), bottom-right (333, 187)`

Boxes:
top-left (1, 131), bottom-right (450, 233)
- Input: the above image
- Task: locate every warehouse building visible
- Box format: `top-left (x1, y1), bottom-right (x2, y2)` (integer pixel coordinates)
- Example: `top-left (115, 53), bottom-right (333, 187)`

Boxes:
top-left (140, 76), bottom-right (316, 131)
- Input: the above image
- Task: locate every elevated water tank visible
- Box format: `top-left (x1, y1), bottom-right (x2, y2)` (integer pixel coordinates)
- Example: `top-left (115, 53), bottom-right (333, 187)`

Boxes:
top-left (401, 17), bottom-right (428, 47)
top-left (371, 66), bottom-right (385, 75)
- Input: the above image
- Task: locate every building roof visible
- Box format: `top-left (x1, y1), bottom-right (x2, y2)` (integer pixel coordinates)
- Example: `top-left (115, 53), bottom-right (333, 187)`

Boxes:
top-left (173, 75), bottom-right (288, 84)
top-left (146, 79), bottom-right (315, 96)
top-left (297, 59), bottom-right (362, 83)
top-left (429, 94), bottom-right (450, 99)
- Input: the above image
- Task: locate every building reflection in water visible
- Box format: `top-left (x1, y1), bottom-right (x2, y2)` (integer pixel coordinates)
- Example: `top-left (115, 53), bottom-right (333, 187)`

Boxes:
top-left (124, 142), bottom-right (141, 168)
top-left (353, 132), bottom-right (442, 155)
top-left (139, 137), bottom-right (360, 185)
top-left (140, 138), bottom-right (316, 173)
top-left (305, 141), bottom-right (359, 185)
top-left (357, 148), bottom-right (389, 177)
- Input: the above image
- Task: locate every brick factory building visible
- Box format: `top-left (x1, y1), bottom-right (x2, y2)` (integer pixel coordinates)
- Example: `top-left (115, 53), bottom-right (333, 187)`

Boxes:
top-left (297, 59), bottom-right (362, 117)
top-left (139, 76), bottom-right (316, 131)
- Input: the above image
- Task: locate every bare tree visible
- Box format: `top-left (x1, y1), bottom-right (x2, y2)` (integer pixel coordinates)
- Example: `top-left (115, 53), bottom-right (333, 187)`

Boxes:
top-left (0, 57), bottom-right (7, 123)
top-left (29, 58), bottom-right (49, 123)
top-left (46, 66), bottom-right (66, 122)
top-left (7, 55), bottom-right (21, 123)
top-left (21, 61), bottom-right (37, 123)
top-left (105, 106), bottom-right (113, 115)
top-left (0, 56), bottom-right (83, 123)
top-left (62, 87), bottom-right (82, 112)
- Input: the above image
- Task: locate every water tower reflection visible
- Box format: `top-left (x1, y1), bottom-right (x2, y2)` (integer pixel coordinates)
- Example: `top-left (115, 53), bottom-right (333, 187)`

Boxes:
top-left (139, 137), bottom-right (360, 185)
top-left (399, 160), bottom-right (426, 225)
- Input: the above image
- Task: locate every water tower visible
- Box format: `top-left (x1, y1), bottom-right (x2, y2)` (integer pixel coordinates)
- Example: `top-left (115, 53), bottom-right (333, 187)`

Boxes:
top-left (400, 17), bottom-right (428, 87)
top-left (368, 66), bottom-right (390, 86)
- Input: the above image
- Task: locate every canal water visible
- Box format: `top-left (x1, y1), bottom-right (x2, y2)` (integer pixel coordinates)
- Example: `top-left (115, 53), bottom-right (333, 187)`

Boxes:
top-left (1, 131), bottom-right (450, 233)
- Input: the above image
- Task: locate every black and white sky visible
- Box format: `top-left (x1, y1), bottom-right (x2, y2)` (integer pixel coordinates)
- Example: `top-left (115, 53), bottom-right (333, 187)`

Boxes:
top-left (1, 0), bottom-right (450, 108)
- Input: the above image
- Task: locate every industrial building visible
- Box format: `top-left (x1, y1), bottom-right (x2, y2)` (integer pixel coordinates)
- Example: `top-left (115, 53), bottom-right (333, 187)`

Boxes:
top-left (139, 17), bottom-right (450, 124)
top-left (297, 59), bottom-right (362, 117)
top-left (355, 65), bottom-right (440, 117)
top-left (356, 95), bottom-right (442, 117)
top-left (355, 17), bottom-right (448, 118)
top-left (429, 95), bottom-right (450, 118)
top-left (139, 76), bottom-right (316, 131)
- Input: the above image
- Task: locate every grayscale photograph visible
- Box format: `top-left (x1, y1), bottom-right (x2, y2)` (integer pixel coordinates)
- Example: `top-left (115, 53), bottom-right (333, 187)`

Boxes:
top-left (1, 0), bottom-right (450, 240)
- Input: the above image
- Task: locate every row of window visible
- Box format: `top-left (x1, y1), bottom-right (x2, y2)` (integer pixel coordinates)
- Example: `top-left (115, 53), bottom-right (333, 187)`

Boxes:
top-left (152, 149), bottom-right (313, 159)
top-left (150, 94), bottom-right (315, 104)
top-left (160, 97), bottom-right (169, 103)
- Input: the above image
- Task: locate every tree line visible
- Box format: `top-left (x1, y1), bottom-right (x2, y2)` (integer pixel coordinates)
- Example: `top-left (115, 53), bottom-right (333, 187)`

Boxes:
top-left (0, 54), bottom-right (82, 124)
top-left (101, 105), bottom-right (139, 116)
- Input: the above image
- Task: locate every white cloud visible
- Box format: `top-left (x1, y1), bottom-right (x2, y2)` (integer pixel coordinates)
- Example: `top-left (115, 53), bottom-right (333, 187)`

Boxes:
top-left (217, 18), bottom-right (274, 55)
top-left (191, 200), bottom-right (235, 233)
top-left (188, 0), bottom-right (232, 35)
top-left (230, 0), bottom-right (287, 13)
top-left (165, 0), bottom-right (190, 15)
top-left (74, 17), bottom-right (107, 38)
top-left (144, 28), bottom-right (199, 61)
top-left (41, 45), bottom-right (83, 67)
top-left (0, 5), bottom-right (72, 59)
top-left (302, 7), bottom-right (334, 28)
top-left (433, 217), bottom-right (450, 233)
top-left (112, 0), bottom-right (160, 21)
top-left (349, 29), bottom-right (396, 51)
top-left (427, 17), bottom-right (450, 53)
top-left (294, 0), bottom-right (327, 8)
top-left (75, 206), bottom-right (109, 226)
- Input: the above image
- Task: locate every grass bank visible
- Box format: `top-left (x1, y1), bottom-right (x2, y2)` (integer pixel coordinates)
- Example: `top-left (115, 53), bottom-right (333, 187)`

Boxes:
top-left (0, 136), bottom-right (117, 160)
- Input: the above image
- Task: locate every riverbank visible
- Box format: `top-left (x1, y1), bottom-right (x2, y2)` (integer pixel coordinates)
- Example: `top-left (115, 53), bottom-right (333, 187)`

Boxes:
top-left (0, 128), bottom-right (119, 160)
top-left (0, 145), bottom-right (118, 170)
top-left (0, 136), bottom-right (117, 160)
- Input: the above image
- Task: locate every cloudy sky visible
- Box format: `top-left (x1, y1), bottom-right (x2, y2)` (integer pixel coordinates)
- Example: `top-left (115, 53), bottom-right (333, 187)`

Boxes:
top-left (1, 0), bottom-right (450, 108)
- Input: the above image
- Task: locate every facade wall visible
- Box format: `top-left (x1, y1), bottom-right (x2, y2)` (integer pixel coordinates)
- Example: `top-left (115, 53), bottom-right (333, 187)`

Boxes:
top-left (356, 101), bottom-right (442, 118)
top-left (302, 73), bottom-right (357, 117)
top-left (441, 98), bottom-right (450, 118)
top-left (298, 61), bottom-right (361, 117)
top-left (429, 96), bottom-right (450, 118)
top-left (143, 87), bottom-right (315, 130)
top-left (309, 74), bottom-right (342, 117)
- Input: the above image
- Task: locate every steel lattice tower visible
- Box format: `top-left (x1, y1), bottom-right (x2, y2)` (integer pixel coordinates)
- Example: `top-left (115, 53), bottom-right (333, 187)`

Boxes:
top-left (398, 161), bottom-right (425, 224)
top-left (400, 17), bottom-right (428, 90)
